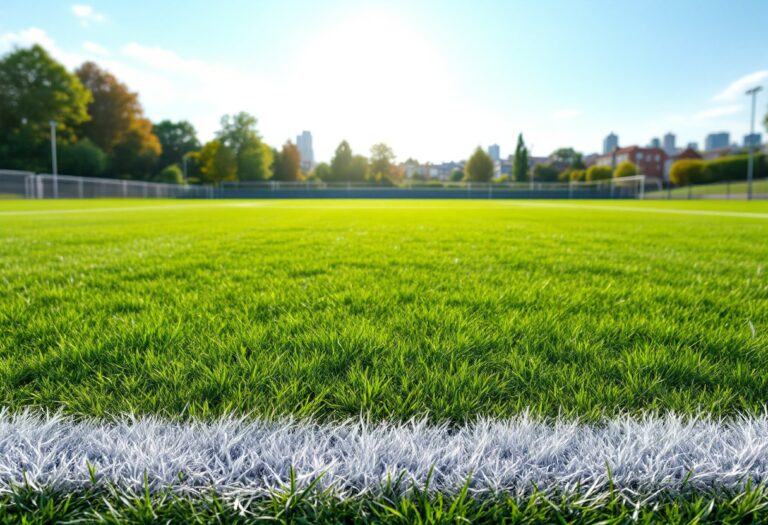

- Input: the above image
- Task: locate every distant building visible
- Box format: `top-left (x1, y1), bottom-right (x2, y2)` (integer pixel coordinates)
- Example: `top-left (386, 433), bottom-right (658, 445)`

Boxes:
top-left (663, 132), bottom-right (676, 155)
top-left (744, 133), bottom-right (763, 148)
top-left (487, 144), bottom-right (500, 162)
top-left (603, 132), bottom-right (619, 154)
top-left (583, 153), bottom-right (599, 167)
top-left (649, 137), bottom-right (661, 149)
top-left (295, 131), bottom-right (314, 172)
top-left (686, 142), bottom-right (699, 151)
top-left (596, 146), bottom-right (666, 180)
top-left (705, 132), bottom-right (730, 151)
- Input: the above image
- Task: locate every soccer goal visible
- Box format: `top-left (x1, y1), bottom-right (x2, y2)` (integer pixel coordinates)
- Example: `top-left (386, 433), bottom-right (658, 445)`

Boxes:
top-left (568, 175), bottom-right (646, 199)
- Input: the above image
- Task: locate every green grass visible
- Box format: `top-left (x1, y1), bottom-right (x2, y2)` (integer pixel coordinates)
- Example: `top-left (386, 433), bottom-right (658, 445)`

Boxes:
top-left (647, 178), bottom-right (768, 198)
top-left (3, 482), bottom-right (768, 524)
top-left (1, 199), bottom-right (767, 421)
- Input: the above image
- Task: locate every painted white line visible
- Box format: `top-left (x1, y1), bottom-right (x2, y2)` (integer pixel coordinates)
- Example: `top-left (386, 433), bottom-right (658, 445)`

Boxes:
top-left (1, 411), bottom-right (767, 499)
top-left (0, 202), bottom-right (271, 217)
top-left (502, 201), bottom-right (768, 219)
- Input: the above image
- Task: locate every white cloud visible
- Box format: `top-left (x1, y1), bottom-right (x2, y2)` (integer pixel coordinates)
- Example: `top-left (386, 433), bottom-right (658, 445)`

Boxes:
top-left (550, 109), bottom-right (583, 120)
top-left (82, 41), bottom-right (109, 56)
top-left (71, 4), bottom-right (106, 26)
top-left (712, 70), bottom-right (768, 102)
top-left (694, 105), bottom-right (743, 120)
top-left (0, 27), bottom-right (81, 68)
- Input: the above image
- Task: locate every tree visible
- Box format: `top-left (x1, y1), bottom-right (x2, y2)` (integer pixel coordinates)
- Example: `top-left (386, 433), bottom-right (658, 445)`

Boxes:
top-left (58, 139), bottom-right (107, 178)
top-left (550, 147), bottom-right (578, 165)
top-left (76, 62), bottom-right (141, 153)
top-left (614, 161), bottom-right (638, 178)
top-left (464, 147), bottom-right (494, 182)
top-left (153, 120), bottom-right (200, 171)
top-left (329, 140), bottom-right (354, 180)
top-left (586, 165), bottom-right (613, 181)
top-left (370, 143), bottom-right (396, 181)
top-left (512, 133), bottom-right (529, 182)
top-left (216, 112), bottom-right (270, 181)
top-left (449, 169), bottom-right (464, 182)
top-left (109, 117), bottom-right (161, 179)
top-left (350, 155), bottom-right (369, 181)
top-left (532, 163), bottom-right (560, 182)
top-left (273, 141), bottom-right (302, 181)
top-left (311, 162), bottom-right (331, 181)
top-left (154, 164), bottom-right (184, 184)
top-left (669, 159), bottom-right (705, 186)
top-left (0, 45), bottom-right (91, 170)
top-left (197, 139), bottom-right (236, 183)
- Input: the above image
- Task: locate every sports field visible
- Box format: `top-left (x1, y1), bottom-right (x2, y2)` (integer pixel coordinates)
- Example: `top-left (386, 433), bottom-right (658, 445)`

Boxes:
top-left (2, 199), bottom-right (768, 522)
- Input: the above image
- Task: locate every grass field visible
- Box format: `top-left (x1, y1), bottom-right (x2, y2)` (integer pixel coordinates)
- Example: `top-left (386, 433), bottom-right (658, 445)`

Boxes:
top-left (2, 199), bottom-right (767, 422)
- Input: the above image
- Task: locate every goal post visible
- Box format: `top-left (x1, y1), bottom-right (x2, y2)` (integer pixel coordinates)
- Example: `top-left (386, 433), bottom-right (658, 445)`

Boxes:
top-left (569, 175), bottom-right (646, 199)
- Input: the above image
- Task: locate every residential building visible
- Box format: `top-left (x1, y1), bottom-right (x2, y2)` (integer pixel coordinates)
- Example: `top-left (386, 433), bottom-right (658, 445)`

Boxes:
top-left (583, 153), bottom-right (599, 167)
top-left (663, 132), bottom-right (676, 155)
top-left (705, 132), bottom-right (730, 151)
top-left (488, 144), bottom-right (500, 162)
top-left (295, 131), bottom-right (314, 172)
top-left (603, 132), bottom-right (619, 154)
top-left (649, 137), bottom-right (661, 149)
top-left (596, 146), bottom-right (667, 180)
top-left (744, 133), bottom-right (762, 148)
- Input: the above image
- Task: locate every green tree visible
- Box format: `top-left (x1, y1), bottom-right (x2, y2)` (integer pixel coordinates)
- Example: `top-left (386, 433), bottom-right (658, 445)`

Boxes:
top-left (197, 139), bottom-right (236, 183)
top-left (329, 141), bottom-right (354, 180)
top-left (370, 143), bottom-right (396, 181)
top-left (311, 162), bottom-right (331, 180)
top-left (465, 147), bottom-right (494, 182)
top-left (0, 45), bottom-right (91, 170)
top-left (532, 163), bottom-right (560, 182)
top-left (586, 165), bottom-right (613, 181)
top-left (350, 155), bottom-right (369, 181)
top-left (154, 164), bottom-right (184, 184)
top-left (614, 161), bottom-right (638, 178)
top-left (512, 133), bottom-right (529, 182)
top-left (550, 147), bottom-right (579, 165)
top-left (669, 159), bottom-right (705, 186)
top-left (273, 141), bottom-right (302, 181)
top-left (109, 118), bottom-right (161, 179)
top-left (58, 139), bottom-right (107, 178)
top-left (153, 120), bottom-right (200, 171)
top-left (216, 112), bottom-right (270, 180)
top-left (449, 169), bottom-right (464, 182)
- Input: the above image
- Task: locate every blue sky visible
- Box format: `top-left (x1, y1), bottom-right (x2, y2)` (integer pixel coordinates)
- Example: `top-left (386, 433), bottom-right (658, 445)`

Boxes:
top-left (1, 0), bottom-right (767, 162)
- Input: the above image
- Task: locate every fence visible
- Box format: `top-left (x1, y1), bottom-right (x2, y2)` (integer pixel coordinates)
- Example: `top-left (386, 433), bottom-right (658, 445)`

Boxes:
top-left (644, 178), bottom-right (768, 200)
top-left (1, 170), bottom-right (647, 200)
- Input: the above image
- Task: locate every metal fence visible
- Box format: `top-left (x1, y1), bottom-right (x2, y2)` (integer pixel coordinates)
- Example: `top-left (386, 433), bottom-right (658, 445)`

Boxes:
top-left (644, 178), bottom-right (768, 200)
top-left (1, 170), bottom-right (648, 200)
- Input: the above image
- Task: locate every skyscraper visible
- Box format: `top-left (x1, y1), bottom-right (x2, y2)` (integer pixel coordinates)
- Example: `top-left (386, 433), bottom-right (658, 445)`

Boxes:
top-left (488, 144), bottom-right (500, 162)
top-left (705, 132), bottom-right (730, 151)
top-left (603, 132), bottom-right (619, 154)
top-left (649, 137), bottom-right (661, 148)
top-left (744, 133), bottom-right (762, 148)
top-left (296, 131), bottom-right (314, 171)
top-left (663, 132), bottom-right (676, 155)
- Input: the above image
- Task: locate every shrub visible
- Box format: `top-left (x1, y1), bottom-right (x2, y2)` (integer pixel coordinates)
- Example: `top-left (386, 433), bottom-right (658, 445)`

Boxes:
top-left (586, 165), bottom-right (612, 181)
top-left (532, 163), bottom-right (560, 182)
top-left (614, 161), bottom-right (638, 178)
top-left (58, 139), bottom-right (107, 178)
top-left (669, 159), bottom-right (706, 186)
top-left (154, 164), bottom-right (184, 184)
top-left (704, 154), bottom-right (766, 183)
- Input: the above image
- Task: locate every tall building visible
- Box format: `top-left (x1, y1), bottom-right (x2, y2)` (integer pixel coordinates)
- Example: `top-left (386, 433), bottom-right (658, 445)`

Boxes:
top-left (663, 132), bottom-right (676, 155)
top-left (687, 142), bottom-right (699, 151)
top-left (488, 144), bottom-right (500, 162)
top-left (705, 132), bottom-right (730, 151)
top-left (295, 131), bottom-right (314, 171)
top-left (603, 132), bottom-right (619, 154)
top-left (649, 137), bottom-right (661, 148)
top-left (744, 133), bottom-right (763, 148)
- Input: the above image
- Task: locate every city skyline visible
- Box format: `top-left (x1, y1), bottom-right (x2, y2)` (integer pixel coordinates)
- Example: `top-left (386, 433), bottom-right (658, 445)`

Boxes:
top-left (1, 0), bottom-right (767, 162)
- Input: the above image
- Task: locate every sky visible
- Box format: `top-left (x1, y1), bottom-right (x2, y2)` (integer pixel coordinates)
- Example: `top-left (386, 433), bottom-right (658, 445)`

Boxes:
top-left (1, 0), bottom-right (767, 163)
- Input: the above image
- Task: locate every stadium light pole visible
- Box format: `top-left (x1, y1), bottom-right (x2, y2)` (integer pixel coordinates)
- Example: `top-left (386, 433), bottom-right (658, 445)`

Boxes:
top-left (49, 120), bottom-right (58, 199)
top-left (745, 86), bottom-right (762, 201)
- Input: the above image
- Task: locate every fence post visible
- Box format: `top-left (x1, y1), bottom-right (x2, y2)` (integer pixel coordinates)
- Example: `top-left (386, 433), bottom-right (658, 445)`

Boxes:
top-left (122, 180), bottom-right (127, 198)
top-left (568, 180), bottom-right (573, 199)
top-left (37, 176), bottom-right (43, 199)
top-left (610, 178), bottom-right (615, 198)
top-left (687, 184), bottom-right (692, 200)
top-left (726, 180), bottom-right (731, 199)
top-left (639, 177), bottom-right (645, 200)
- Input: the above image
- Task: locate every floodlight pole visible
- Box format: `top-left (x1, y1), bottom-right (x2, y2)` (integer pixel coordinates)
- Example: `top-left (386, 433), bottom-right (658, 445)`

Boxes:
top-left (182, 154), bottom-right (189, 181)
top-left (49, 120), bottom-right (58, 199)
top-left (746, 86), bottom-right (762, 201)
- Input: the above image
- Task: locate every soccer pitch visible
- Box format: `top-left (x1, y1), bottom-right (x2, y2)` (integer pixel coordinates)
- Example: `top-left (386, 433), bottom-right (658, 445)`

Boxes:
top-left (2, 199), bottom-right (768, 522)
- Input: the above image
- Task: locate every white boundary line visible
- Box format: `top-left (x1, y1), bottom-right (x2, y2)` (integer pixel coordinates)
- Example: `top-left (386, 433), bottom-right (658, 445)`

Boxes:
top-left (0, 202), bottom-right (270, 217)
top-left (1, 411), bottom-right (767, 500)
